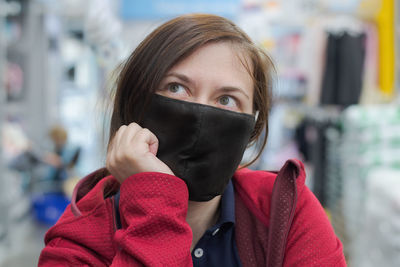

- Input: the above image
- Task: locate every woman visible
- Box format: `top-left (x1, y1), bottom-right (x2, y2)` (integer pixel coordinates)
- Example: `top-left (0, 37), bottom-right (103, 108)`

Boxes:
top-left (39, 14), bottom-right (346, 266)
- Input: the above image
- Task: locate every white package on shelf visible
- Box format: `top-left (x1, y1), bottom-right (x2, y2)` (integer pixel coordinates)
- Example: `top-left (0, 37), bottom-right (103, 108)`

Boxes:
top-left (327, 105), bottom-right (400, 266)
top-left (352, 168), bottom-right (400, 267)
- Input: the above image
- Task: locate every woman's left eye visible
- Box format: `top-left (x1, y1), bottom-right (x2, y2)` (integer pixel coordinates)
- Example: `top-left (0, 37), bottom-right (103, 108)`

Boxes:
top-left (218, 96), bottom-right (238, 108)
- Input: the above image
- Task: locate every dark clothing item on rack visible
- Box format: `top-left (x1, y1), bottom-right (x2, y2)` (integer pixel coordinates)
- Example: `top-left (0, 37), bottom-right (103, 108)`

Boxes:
top-left (295, 115), bottom-right (340, 206)
top-left (310, 121), bottom-right (329, 206)
top-left (295, 121), bottom-right (310, 161)
top-left (321, 32), bottom-right (366, 106)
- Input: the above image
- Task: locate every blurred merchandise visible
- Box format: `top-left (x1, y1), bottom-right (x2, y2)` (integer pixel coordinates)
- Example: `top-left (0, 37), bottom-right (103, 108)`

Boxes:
top-left (320, 32), bottom-right (365, 106)
top-left (359, 168), bottom-right (400, 266)
top-left (85, 0), bottom-right (125, 70)
top-left (294, 106), bottom-right (342, 205)
top-left (2, 121), bottom-right (29, 161)
top-left (325, 105), bottom-right (400, 266)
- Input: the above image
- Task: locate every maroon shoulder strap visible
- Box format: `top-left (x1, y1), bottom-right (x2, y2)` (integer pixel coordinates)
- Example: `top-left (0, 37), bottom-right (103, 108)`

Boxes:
top-left (266, 160), bottom-right (299, 266)
top-left (235, 189), bottom-right (269, 266)
top-left (235, 160), bottom-right (299, 267)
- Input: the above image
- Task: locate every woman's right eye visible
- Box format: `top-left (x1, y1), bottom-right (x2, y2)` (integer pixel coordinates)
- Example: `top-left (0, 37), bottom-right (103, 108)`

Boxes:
top-left (167, 83), bottom-right (185, 94)
top-left (156, 82), bottom-right (190, 100)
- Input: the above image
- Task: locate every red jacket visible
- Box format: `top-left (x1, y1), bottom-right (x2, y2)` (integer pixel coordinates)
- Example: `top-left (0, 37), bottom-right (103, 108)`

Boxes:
top-left (38, 159), bottom-right (346, 266)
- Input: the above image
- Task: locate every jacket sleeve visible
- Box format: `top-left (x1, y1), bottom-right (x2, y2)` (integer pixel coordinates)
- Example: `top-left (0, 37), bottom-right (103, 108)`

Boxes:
top-left (111, 172), bottom-right (193, 266)
top-left (39, 237), bottom-right (111, 267)
top-left (38, 172), bottom-right (193, 267)
top-left (283, 185), bottom-right (346, 266)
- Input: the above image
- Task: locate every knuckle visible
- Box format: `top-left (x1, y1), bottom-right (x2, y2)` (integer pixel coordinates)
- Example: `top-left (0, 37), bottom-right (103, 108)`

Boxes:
top-left (141, 128), bottom-right (155, 138)
top-left (141, 128), bottom-right (151, 135)
top-left (128, 122), bottom-right (141, 130)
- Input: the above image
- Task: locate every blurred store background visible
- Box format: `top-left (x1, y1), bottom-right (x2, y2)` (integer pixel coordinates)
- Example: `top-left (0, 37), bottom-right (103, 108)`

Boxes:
top-left (0, 0), bottom-right (399, 266)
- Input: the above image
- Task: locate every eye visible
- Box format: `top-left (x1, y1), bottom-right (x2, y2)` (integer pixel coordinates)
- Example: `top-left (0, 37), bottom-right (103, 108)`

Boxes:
top-left (218, 95), bottom-right (238, 109)
top-left (167, 83), bottom-right (186, 94)
top-left (156, 82), bottom-right (190, 100)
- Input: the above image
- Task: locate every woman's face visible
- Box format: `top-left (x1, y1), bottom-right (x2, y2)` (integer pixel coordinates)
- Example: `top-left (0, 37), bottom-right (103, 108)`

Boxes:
top-left (157, 42), bottom-right (254, 115)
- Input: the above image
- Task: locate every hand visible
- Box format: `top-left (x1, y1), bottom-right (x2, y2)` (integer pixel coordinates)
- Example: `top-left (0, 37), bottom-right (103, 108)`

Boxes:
top-left (106, 123), bottom-right (174, 184)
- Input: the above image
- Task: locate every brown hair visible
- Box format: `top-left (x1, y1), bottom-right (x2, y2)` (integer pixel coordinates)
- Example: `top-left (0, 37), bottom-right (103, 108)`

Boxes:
top-left (91, 14), bottom-right (273, 196)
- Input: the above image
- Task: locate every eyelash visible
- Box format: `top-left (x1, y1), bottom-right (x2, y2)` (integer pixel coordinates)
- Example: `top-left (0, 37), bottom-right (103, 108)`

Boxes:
top-left (164, 83), bottom-right (188, 94)
top-left (219, 95), bottom-right (238, 107)
top-left (160, 82), bottom-right (241, 110)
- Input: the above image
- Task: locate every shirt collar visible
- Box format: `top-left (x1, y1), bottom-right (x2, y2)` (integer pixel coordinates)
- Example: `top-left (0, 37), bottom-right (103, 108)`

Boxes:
top-left (216, 179), bottom-right (235, 226)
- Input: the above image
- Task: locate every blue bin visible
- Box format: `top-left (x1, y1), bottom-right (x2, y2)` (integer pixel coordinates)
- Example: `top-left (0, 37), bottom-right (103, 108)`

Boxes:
top-left (32, 193), bottom-right (70, 226)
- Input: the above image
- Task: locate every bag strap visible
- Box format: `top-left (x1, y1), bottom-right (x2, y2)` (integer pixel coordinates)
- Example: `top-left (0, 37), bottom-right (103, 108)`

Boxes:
top-left (235, 189), bottom-right (269, 266)
top-left (266, 160), bottom-right (299, 267)
top-left (234, 160), bottom-right (300, 267)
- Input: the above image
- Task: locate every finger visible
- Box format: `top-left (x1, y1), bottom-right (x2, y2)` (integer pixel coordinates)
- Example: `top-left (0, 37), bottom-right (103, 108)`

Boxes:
top-left (114, 123), bottom-right (144, 166)
top-left (112, 125), bottom-right (128, 149)
top-left (114, 123), bottom-right (139, 151)
top-left (132, 128), bottom-right (159, 155)
top-left (107, 131), bottom-right (119, 152)
top-left (107, 125), bottom-right (128, 171)
top-left (118, 123), bottom-right (143, 152)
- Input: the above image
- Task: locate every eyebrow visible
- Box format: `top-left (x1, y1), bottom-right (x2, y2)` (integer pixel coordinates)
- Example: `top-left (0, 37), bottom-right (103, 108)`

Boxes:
top-left (165, 72), bottom-right (194, 85)
top-left (218, 87), bottom-right (250, 100)
top-left (165, 72), bottom-right (250, 100)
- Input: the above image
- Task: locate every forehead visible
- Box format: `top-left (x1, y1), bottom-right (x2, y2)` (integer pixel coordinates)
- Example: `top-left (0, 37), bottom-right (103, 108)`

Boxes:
top-left (176, 41), bottom-right (252, 69)
top-left (168, 42), bottom-right (254, 91)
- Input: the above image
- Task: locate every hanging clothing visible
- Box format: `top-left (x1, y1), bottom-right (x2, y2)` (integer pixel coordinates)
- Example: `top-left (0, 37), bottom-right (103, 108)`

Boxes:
top-left (320, 32), bottom-right (366, 106)
top-left (295, 113), bottom-right (341, 206)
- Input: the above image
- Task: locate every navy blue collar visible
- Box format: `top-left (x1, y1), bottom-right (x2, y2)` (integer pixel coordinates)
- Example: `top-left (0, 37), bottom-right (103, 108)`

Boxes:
top-left (214, 180), bottom-right (235, 229)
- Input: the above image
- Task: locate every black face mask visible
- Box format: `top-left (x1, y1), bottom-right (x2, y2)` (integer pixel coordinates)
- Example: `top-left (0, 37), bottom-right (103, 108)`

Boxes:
top-left (140, 94), bottom-right (256, 201)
